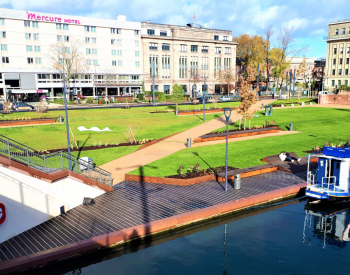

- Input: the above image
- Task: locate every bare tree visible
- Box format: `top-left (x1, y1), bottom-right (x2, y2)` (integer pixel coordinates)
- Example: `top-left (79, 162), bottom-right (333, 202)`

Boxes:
top-left (47, 38), bottom-right (89, 97)
top-left (262, 25), bottom-right (273, 92)
top-left (218, 69), bottom-right (236, 96)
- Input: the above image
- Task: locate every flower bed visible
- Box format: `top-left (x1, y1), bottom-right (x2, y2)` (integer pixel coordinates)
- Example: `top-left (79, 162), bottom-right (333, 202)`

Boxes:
top-left (0, 118), bottom-right (57, 126)
top-left (178, 107), bottom-right (238, 116)
top-left (166, 166), bottom-right (237, 179)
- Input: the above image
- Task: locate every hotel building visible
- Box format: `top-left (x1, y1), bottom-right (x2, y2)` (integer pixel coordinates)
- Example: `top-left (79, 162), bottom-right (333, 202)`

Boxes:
top-left (325, 19), bottom-right (350, 91)
top-left (141, 21), bottom-right (237, 95)
top-left (0, 8), bottom-right (142, 101)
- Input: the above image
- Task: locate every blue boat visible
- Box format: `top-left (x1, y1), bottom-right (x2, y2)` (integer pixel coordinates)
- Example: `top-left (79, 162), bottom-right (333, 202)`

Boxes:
top-left (306, 146), bottom-right (350, 201)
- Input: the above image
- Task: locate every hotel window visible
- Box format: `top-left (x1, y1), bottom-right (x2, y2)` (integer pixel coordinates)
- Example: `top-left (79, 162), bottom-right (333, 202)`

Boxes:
top-left (117, 50), bottom-right (122, 56)
top-left (160, 31), bottom-right (167, 36)
top-left (57, 35), bottom-right (62, 41)
top-left (92, 38), bottom-right (96, 44)
top-left (63, 24), bottom-right (69, 30)
top-left (149, 42), bottom-right (158, 50)
top-left (85, 37), bottom-right (90, 43)
top-left (85, 26), bottom-right (90, 32)
top-left (333, 58), bottom-right (336, 65)
top-left (35, 58), bottom-right (41, 64)
top-left (33, 21), bottom-right (39, 28)
top-left (135, 61), bottom-right (140, 67)
top-left (118, 60), bottom-right (122, 66)
top-left (24, 21), bottom-right (30, 27)
top-left (0, 19), bottom-right (4, 25)
top-left (87, 59), bottom-right (91, 65)
top-left (134, 30), bottom-right (139, 35)
top-left (2, 57), bottom-right (9, 63)
top-left (135, 40), bottom-right (139, 47)
top-left (340, 58), bottom-right (343, 64)
top-left (224, 58), bottom-right (231, 70)
top-left (93, 60), bottom-right (98, 65)
top-left (56, 23), bottom-right (62, 29)
top-left (110, 28), bottom-right (115, 33)
top-left (112, 60), bottom-right (117, 66)
top-left (65, 47), bottom-right (70, 53)
top-left (180, 44), bottom-right (187, 52)
top-left (116, 29), bottom-right (121, 34)
top-left (202, 46), bottom-right (208, 53)
top-left (190, 56), bottom-right (198, 76)
top-left (92, 49), bottom-right (97, 54)
top-left (162, 44), bottom-right (170, 51)
top-left (339, 69), bottom-right (342, 75)
top-left (191, 45), bottom-right (198, 52)
top-left (111, 39), bottom-right (115, 45)
top-left (332, 80), bottom-right (335, 86)
top-left (179, 56), bottom-right (187, 78)
top-left (164, 85), bottom-right (170, 94)
top-left (26, 45), bottom-right (33, 51)
top-left (201, 56), bottom-right (209, 77)
top-left (225, 47), bottom-right (231, 54)
top-left (25, 33), bottom-right (31, 40)
top-left (64, 36), bottom-right (69, 42)
top-left (346, 80), bottom-right (349, 85)
top-left (335, 29), bottom-right (339, 35)
top-left (27, 57), bottom-right (33, 64)
top-left (111, 50), bottom-right (116, 55)
top-left (35, 46), bottom-right (40, 52)
top-left (135, 51), bottom-right (139, 57)
top-left (342, 28), bottom-right (346, 34)
top-left (214, 57), bottom-right (221, 77)
top-left (223, 36), bottom-right (228, 41)
top-left (117, 39), bottom-right (121, 45)
top-left (340, 47), bottom-right (344, 53)
top-left (147, 29), bottom-right (155, 35)
top-left (214, 35), bottom-right (219, 40)
top-left (34, 34), bottom-right (39, 40)
top-left (149, 55), bottom-right (158, 77)
top-left (1, 44), bottom-right (7, 51)
top-left (91, 26), bottom-right (96, 32)
top-left (215, 47), bottom-right (221, 54)
top-left (334, 48), bottom-right (337, 54)
top-left (162, 55), bottom-right (170, 78)
top-left (86, 48), bottom-right (91, 54)
top-left (346, 69), bottom-right (349, 75)
top-left (347, 58), bottom-right (349, 64)
top-left (332, 69), bottom-right (335, 75)
top-left (339, 80), bottom-right (341, 85)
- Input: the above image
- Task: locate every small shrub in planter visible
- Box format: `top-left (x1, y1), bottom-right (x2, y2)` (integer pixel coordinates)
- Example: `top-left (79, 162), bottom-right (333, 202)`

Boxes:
top-left (133, 99), bottom-right (138, 103)
top-left (86, 98), bottom-right (93, 104)
top-left (100, 99), bottom-right (106, 104)
top-left (137, 94), bottom-right (144, 100)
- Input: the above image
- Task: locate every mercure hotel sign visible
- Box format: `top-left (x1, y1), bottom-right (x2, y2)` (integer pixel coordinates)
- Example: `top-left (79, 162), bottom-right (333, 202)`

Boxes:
top-left (26, 12), bottom-right (81, 24)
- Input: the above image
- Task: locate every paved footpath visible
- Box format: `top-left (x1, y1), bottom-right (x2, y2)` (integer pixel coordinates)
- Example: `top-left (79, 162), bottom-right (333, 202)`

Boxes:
top-left (101, 99), bottom-right (275, 184)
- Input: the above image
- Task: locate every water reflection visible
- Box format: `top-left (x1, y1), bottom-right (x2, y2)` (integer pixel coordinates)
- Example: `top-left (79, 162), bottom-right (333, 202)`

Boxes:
top-left (303, 203), bottom-right (350, 249)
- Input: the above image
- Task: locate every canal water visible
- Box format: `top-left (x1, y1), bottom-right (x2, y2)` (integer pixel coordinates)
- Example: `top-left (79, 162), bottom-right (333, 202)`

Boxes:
top-left (19, 198), bottom-right (350, 275)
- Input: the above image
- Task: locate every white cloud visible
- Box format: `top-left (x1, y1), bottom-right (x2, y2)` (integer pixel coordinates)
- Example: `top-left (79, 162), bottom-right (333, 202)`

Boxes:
top-left (283, 18), bottom-right (308, 30)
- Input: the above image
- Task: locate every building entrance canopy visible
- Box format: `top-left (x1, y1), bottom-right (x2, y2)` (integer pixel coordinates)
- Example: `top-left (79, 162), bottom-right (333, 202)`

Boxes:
top-left (8, 89), bottom-right (49, 94)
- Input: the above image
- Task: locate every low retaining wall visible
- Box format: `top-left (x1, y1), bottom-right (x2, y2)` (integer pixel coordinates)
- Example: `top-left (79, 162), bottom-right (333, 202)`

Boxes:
top-left (319, 94), bottom-right (350, 105)
top-left (178, 107), bottom-right (238, 116)
top-left (0, 119), bottom-right (56, 127)
top-left (0, 182), bottom-right (307, 274)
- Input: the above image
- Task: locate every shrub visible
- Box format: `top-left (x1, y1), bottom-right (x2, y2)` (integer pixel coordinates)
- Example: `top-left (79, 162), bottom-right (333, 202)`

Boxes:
top-left (100, 99), bottom-right (106, 104)
top-left (146, 91), bottom-right (165, 102)
top-left (86, 98), bottom-right (93, 103)
top-left (137, 93), bottom-right (144, 100)
top-left (133, 99), bottom-right (138, 102)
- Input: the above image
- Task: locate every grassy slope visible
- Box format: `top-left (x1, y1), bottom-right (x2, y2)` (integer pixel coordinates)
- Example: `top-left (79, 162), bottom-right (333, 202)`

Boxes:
top-left (0, 102), bottom-right (238, 151)
top-left (128, 107), bottom-right (350, 177)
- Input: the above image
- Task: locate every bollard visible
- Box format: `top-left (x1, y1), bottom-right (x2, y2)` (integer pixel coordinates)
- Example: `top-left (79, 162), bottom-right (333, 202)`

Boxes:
top-left (59, 115), bottom-right (63, 123)
top-left (261, 103), bottom-right (264, 109)
top-left (289, 123), bottom-right (293, 131)
top-left (187, 138), bottom-right (191, 148)
top-left (175, 109), bottom-right (178, 116)
top-left (234, 174), bottom-right (241, 189)
top-left (78, 98), bottom-right (81, 104)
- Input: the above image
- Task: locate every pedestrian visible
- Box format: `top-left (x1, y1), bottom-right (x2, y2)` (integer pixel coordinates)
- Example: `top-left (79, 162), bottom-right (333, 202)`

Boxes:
top-left (105, 95), bottom-right (109, 105)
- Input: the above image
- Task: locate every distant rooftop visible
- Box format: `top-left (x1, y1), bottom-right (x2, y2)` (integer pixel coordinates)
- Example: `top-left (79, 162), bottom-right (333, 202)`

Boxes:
top-left (328, 18), bottom-right (350, 25)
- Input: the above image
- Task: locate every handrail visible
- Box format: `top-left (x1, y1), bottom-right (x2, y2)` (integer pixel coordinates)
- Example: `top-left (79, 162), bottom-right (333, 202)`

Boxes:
top-left (0, 133), bottom-right (112, 187)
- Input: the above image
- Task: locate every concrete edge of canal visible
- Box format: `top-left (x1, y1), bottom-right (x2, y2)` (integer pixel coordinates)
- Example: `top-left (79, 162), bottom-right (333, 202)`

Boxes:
top-left (0, 182), bottom-right (307, 275)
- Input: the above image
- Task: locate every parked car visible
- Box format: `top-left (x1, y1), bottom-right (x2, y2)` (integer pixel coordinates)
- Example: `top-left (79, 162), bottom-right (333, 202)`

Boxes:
top-left (219, 96), bottom-right (232, 102)
top-left (0, 103), bottom-right (4, 110)
top-left (12, 102), bottom-right (34, 111)
top-left (197, 97), bottom-right (210, 104)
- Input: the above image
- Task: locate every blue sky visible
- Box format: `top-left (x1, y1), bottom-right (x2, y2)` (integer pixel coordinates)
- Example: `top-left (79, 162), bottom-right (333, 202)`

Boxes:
top-left (1, 0), bottom-right (346, 58)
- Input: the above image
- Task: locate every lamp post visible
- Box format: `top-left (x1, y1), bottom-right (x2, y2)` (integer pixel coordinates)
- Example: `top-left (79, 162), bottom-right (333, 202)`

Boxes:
top-left (62, 73), bottom-right (72, 171)
top-left (224, 108), bottom-right (232, 192)
top-left (203, 75), bottom-right (207, 121)
top-left (94, 64), bottom-right (100, 98)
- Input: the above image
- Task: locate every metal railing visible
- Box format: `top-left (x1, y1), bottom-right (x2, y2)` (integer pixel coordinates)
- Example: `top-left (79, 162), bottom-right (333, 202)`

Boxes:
top-left (0, 134), bottom-right (112, 187)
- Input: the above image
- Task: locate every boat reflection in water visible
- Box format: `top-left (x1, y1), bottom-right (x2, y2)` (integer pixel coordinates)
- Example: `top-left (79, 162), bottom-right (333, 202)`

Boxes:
top-left (303, 203), bottom-right (350, 249)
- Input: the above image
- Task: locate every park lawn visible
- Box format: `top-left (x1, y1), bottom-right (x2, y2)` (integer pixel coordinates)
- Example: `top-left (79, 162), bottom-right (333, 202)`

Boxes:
top-left (270, 98), bottom-right (316, 105)
top-left (128, 107), bottom-right (350, 177)
top-left (71, 145), bottom-right (141, 167)
top-left (0, 102), bottom-right (238, 151)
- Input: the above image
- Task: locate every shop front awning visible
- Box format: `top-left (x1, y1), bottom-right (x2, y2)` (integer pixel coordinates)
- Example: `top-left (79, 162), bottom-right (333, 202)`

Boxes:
top-left (7, 89), bottom-right (49, 94)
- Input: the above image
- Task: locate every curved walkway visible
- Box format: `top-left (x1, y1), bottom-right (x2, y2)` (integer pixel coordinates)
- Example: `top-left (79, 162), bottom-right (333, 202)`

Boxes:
top-left (101, 99), bottom-right (275, 184)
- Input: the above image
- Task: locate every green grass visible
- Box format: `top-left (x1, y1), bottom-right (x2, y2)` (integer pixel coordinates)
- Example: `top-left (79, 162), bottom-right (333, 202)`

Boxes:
top-left (71, 145), bottom-right (141, 167)
top-left (271, 98), bottom-right (315, 105)
top-left (128, 107), bottom-right (350, 177)
top-left (0, 103), bottom-right (238, 165)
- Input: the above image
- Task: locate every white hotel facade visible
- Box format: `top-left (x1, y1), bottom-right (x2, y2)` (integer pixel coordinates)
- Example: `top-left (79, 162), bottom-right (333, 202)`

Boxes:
top-left (0, 8), bottom-right (143, 101)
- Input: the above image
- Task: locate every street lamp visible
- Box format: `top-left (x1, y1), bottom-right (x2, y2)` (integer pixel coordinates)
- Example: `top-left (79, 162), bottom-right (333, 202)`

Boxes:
top-left (94, 64), bottom-right (100, 98)
top-left (224, 108), bottom-right (232, 192)
top-left (62, 73), bottom-right (72, 171)
top-left (203, 76), bottom-right (207, 121)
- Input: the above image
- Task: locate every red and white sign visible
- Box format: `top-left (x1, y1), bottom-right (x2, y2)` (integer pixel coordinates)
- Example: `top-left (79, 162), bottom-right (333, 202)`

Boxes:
top-left (0, 203), bottom-right (6, 224)
top-left (26, 12), bottom-right (81, 25)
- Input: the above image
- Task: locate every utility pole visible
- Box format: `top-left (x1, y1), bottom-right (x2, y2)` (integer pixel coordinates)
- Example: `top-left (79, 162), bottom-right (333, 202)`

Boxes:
top-left (293, 69), bottom-right (296, 97)
top-left (63, 73), bottom-right (72, 171)
top-left (152, 57), bottom-right (156, 106)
